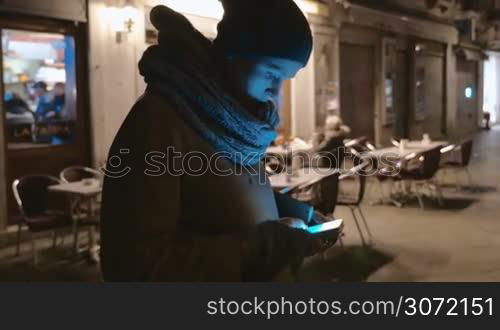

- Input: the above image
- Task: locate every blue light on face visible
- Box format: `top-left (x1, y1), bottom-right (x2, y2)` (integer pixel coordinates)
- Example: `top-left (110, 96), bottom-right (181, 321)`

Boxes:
top-left (465, 87), bottom-right (473, 99)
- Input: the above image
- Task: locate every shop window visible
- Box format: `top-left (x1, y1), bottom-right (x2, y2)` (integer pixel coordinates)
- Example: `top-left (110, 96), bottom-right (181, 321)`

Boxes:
top-left (1, 29), bottom-right (77, 149)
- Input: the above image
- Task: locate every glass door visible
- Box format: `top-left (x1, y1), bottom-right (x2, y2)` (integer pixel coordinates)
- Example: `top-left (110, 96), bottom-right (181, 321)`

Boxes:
top-left (1, 15), bottom-right (90, 225)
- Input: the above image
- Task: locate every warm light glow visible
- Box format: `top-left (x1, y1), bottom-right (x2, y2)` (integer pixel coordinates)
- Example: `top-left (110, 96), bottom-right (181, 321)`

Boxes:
top-left (158, 0), bottom-right (327, 19)
top-left (106, 5), bottom-right (139, 32)
top-left (294, 0), bottom-right (320, 15)
top-left (295, 0), bottom-right (330, 16)
top-left (160, 0), bottom-right (224, 19)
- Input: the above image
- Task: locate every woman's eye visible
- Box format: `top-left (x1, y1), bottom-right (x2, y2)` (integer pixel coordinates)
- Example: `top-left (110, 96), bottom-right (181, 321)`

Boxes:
top-left (265, 72), bottom-right (275, 80)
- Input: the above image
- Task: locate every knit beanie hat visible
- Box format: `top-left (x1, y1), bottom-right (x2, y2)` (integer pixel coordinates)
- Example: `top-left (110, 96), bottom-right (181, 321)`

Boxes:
top-left (213, 0), bottom-right (313, 67)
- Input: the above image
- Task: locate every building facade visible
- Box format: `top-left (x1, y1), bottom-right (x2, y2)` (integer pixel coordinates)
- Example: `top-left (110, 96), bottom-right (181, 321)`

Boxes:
top-left (0, 0), bottom-right (498, 230)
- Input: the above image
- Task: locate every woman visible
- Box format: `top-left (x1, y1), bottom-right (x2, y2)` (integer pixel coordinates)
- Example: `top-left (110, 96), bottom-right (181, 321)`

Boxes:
top-left (100, 1), bottom-right (329, 282)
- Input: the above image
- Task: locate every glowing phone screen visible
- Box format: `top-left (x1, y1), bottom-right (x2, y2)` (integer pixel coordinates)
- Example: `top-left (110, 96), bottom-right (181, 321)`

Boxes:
top-left (307, 219), bottom-right (343, 234)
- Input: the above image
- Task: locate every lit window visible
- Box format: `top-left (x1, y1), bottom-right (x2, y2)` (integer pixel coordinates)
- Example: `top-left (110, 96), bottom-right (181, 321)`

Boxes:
top-left (2, 29), bottom-right (77, 149)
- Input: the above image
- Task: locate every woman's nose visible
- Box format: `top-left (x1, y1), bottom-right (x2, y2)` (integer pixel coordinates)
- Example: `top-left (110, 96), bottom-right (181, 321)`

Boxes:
top-left (273, 79), bottom-right (283, 91)
top-left (267, 80), bottom-right (282, 97)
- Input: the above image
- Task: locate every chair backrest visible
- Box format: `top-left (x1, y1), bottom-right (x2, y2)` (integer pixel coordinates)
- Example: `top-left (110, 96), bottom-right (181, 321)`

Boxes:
top-left (288, 171), bottom-right (340, 216)
top-left (414, 147), bottom-right (442, 180)
top-left (264, 156), bottom-right (285, 175)
top-left (390, 137), bottom-right (400, 147)
top-left (345, 136), bottom-right (368, 152)
top-left (460, 140), bottom-right (473, 167)
top-left (12, 175), bottom-right (61, 218)
top-left (310, 172), bottom-right (340, 215)
top-left (339, 161), bottom-right (370, 205)
top-left (315, 136), bottom-right (346, 169)
top-left (60, 166), bottom-right (102, 183)
top-left (440, 144), bottom-right (455, 154)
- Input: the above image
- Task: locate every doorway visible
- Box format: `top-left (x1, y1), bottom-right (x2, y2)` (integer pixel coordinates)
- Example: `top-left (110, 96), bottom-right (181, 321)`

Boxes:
top-left (1, 14), bottom-right (91, 225)
top-left (340, 42), bottom-right (376, 141)
top-left (456, 57), bottom-right (479, 134)
top-left (410, 41), bottom-right (446, 140)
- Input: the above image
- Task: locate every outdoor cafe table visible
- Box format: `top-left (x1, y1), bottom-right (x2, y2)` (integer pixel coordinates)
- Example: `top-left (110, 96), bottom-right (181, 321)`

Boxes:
top-left (266, 144), bottom-right (314, 157)
top-left (266, 138), bottom-right (360, 160)
top-left (406, 141), bottom-right (448, 149)
top-left (48, 180), bottom-right (101, 261)
top-left (364, 141), bottom-right (448, 207)
top-left (365, 141), bottom-right (448, 160)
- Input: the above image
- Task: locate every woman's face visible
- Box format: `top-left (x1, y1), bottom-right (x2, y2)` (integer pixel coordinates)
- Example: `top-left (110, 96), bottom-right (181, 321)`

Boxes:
top-left (223, 56), bottom-right (303, 111)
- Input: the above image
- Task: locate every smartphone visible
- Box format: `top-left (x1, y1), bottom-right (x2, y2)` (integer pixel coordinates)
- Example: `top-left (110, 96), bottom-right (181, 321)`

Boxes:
top-left (307, 219), bottom-right (343, 235)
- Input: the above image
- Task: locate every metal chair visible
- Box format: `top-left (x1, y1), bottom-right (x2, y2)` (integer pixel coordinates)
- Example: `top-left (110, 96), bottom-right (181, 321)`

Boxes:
top-left (264, 155), bottom-right (286, 176)
top-left (344, 136), bottom-right (378, 154)
top-left (12, 175), bottom-right (72, 266)
top-left (59, 166), bottom-right (101, 256)
top-left (344, 139), bottom-right (400, 207)
top-left (290, 171), bottom-right (340, 218)
top-left (337, 151), bottom-right (373, 246)
top-left (60, 166), bottom-right (103, 183)
top-left (315, 135), bottom-right (346, 170)
top-left (288, 170), bottom-right (343, 248)
top-left (390, 137), bottom-right (400, 148)
top-left (393, 147), bottom-right (443, 209)
top-left (344, 136), bottom-right (368, 150)
top-left (440, 140), bottom-right (473, 191)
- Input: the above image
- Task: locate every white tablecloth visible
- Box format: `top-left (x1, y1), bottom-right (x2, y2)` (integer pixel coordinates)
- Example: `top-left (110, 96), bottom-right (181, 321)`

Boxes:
top-left (48, 180), bottom-right (102, 197)
top-left (366, 141), bottom-right (448, 159)
top-left (405, 141), bottom-right (448, 149)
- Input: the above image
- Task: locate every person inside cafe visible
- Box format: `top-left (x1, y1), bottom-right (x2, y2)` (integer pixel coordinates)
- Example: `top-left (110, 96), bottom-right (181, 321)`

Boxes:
top-left (3, 91), bottom-right (35, 136)
top-left (50, 82), bottom-right (66, 119)
top-left (100, 0), bottom-right (336, 281)
top-left (33, 81), bottom-right (54, 121)
top-left (483, 111), bottom-right (491, 130)
top-left (4, 91), bottom-right (32, 116)
top-left (33, 81), bottom-right (66, 121)
top-left (315, 114), bottom-right (351, 169)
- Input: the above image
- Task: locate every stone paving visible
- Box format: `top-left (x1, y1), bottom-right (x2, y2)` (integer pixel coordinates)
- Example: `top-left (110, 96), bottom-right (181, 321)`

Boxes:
top-left (0, 127), bottom-right (498, 282)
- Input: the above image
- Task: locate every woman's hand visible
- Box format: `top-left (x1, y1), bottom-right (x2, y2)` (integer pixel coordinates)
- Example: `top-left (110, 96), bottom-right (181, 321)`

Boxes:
top-left (278, 217), bottom-right (308, 230)
top-left (278, 218), bottom-right (332, 256)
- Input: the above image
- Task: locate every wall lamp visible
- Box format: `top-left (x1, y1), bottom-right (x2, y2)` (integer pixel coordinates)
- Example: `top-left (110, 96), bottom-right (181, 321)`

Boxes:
top-left (107, 0), bottom-right (138, 43)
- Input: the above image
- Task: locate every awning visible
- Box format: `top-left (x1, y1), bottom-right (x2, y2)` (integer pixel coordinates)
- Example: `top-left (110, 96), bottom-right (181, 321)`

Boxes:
top-left (455, 47), bottom-right (489, 61)
top-left (0, 0), bottom-right (87, 22)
